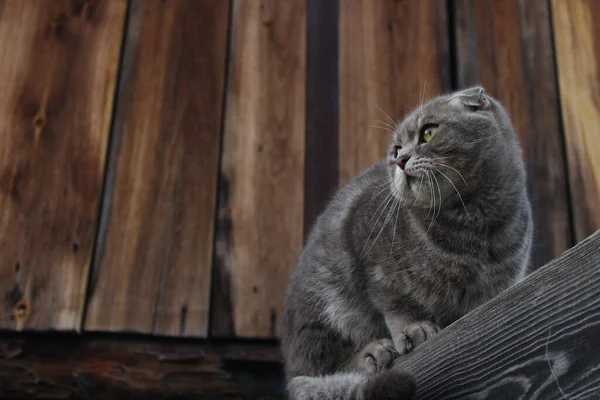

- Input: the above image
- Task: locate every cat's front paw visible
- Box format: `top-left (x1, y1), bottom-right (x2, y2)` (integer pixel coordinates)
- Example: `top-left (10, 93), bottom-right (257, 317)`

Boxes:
top-left (394, 321), bottom-right (440, 354)
top-left (360, 338), bottom-right (398, 373)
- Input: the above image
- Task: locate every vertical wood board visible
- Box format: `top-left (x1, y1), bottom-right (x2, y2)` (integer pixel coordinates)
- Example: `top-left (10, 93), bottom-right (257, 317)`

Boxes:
top-left (454, 0), bottom-right (573, 269)
top-left (551, 0), bottom-right (600, 243)
top-left (0, 0), bottom-right (126, 330)
top-left (339, 0), bottom-right (451, 183)
top-left (212, 0), bottom-right (306, 338)
top-left (304, 0), bottom-right (339, 236)
top-left (84, 0), bottom-right (229, 337)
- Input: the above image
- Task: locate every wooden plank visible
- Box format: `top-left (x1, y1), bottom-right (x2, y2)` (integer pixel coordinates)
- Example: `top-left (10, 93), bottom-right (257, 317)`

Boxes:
top-left (392, 229), bottom-right (600, 399)
top-left (454, 0), bottom-right (573, 269)
top-left (0, 334), bottom-right (284, 399)
top-left (212, 0), bottom-right (306, 338)
top-left (304, 0), bottom-right (339, 235)
top-left (338, 0), bottom-right (451, 183)
top-left (0, 0), bottom-right (126, 330)
top-left (84, 0), bottom-right (229, 337)
top-left (551, 0), bottom-right (600, 243)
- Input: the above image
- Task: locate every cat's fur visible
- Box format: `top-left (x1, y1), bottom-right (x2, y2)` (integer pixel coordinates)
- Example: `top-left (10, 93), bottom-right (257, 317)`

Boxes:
top-left (281, 87), bottom-right (533, 399)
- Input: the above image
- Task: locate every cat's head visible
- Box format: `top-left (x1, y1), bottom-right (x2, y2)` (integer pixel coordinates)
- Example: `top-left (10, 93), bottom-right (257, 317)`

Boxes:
top-left (387, 87), bottom-right (525, 210)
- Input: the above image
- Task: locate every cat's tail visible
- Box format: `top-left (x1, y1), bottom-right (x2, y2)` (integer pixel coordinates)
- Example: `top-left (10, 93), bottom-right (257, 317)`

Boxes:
top-left (287, 370), bottom-right (416, 400)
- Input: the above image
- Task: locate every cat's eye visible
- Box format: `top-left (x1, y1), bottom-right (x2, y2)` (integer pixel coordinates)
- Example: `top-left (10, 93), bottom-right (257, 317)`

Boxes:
top-left (393, 145), bottom-right (402, 158)
top-left (420, 125), bottom-right (438, 143)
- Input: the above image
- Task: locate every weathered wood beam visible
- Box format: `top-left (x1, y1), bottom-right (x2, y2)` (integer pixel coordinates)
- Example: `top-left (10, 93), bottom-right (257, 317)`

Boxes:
top-left (0, 335), bottom-right (284, 399)
top-left (394, 230), bottom-right (600, 399)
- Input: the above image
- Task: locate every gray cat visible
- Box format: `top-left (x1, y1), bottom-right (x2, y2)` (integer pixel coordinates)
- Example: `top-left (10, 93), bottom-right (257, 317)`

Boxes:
top-left (281, 87), bottom-right (533, 399)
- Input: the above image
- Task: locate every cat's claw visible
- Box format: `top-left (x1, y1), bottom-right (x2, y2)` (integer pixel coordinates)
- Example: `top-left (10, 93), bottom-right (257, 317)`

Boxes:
top-left (394, 321), bottom-right (440, 354)
top-left (360, 338), bottom-right (398, 373)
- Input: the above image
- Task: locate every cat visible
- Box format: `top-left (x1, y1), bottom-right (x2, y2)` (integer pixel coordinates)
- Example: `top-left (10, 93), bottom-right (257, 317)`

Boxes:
top-left (280, 87), bottom-right (533, 399)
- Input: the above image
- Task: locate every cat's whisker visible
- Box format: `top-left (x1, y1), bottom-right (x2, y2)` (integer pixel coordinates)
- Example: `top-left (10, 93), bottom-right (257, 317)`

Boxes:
top-left (372, 119), bottom-right (397, 130)
top-left (428, 156), bottom-right (454, 161)
top-left (431, 171), bottom-right (443, 229)
top-left (375, 106), bottom-right (398, 130)
top-left (368, 125), bottom-right (396, 135)
top-left (372, 119), bottom-right (398, 133)
top-left (428, 162), bottom-right (468, 186)
top-left (369, 125), bottom-right (394, 131)
top-left (407, 173), bottom-right (425, 215)
top-left (366, 191), bottom-right (394, 226)
top-left (362, 193), bottom-right (399, 259)
top-left (419, 80), bottom-right (427, 119)
top-left (425, 171), bottom-right (436, 232)
top-left (361, 192), bottom-right (397, 257)
top-left (424, 170), bottom-right (434, 222)
top-left (362, 183), bottom-right (392, 209)
top-left (434, 167), bottom-right (470, 217)
top-left (388, 197), bottom-right (402, 265)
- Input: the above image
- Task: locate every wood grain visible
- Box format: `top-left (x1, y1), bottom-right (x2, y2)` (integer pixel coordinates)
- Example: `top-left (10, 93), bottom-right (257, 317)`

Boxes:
top-left (394, 229), bottom-right (600, 399)
top-left (0, 334), bottom-right (284, 399)
top-left (454, 0), bottom-right (573, 269)
top-left (551, 0), bottom-right (600, 243)
top-left (304, 0), bottom-right (339, 235)
top-left (84, 0), bottom-right (229, 337)
top-left (212, 0), bottom-right (306, 338)
top-left (0, 0), bottom-right (126, 330)
top-left (338, 0), bottom-right (451, 183)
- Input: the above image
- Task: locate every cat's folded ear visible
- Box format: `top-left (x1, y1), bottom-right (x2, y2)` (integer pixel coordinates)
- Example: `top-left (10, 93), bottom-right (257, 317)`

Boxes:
top-left (450, 86), bottom-right (491, 111)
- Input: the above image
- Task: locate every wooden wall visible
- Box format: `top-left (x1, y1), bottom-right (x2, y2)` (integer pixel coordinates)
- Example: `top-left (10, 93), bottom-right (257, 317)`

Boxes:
top-left (0, 0), bottom-right (598, 339)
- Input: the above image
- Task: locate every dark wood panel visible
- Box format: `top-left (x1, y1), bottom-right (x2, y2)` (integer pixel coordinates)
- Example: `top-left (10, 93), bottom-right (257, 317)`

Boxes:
top-left (0, 0), bottom-right (127, 330)
top-left (454, 0), bottom-right (573, 269)
top-left (339, 0), bottom-right (451, 183)
top-left (84, 0), bottom-right (229, 336)
top-left (0, 334), bottom-right (284, 399)
top-left (551, 0), bottom-right (600, 243)
top-left (393, 229), bottom-right (600, 399)
top-left (212, 0), bottom-right (306, 338)
top-left (304, 0), bottom-right (339, 236)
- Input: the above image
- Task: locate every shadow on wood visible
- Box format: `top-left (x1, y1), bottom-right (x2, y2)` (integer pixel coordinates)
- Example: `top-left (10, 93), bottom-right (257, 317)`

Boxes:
top-left (0, 334), bottom-right (284, 399)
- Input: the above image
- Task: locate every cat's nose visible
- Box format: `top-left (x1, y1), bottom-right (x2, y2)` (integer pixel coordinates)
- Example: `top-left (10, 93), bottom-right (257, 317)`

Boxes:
top-left (397, 155), bottom-right (411, 169)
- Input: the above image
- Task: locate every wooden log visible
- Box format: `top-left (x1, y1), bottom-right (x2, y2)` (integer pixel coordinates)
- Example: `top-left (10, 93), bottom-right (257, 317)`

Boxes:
top-left (394, 229), bottom-right (600, 399)
top-left (551, 0), bottom-right (600, 243)
top-left (338, 0), bottom-right (451, 183)
top-left (0, 0), bottom-right (126, 330)
top-left (0, 334), bottom-right (284, 399)
top-left (84, 0), bottom-right (229, 337)
top-left (454, 0), bottom-right (573, 269)
top-left (212, 0), bottom-right (306, 338)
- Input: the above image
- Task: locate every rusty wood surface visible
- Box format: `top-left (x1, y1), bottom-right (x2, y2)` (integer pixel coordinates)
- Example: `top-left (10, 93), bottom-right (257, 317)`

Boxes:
top-left (84, 0), bottom-right (229, 337)
top-left (0, 0), bottom-right (126, 330)
top-left (454, 0), bottom-right (573, 270)
top-left (395, 230), bottom-right (600, 399)
top-left (551, 0), bottom-right (600, 243)
top-left (212, 0), bottom-right (306, 338)
top-left (338, 0), bottom-right (451, 183)
top-left (0, 334), bottom-right (283, 399)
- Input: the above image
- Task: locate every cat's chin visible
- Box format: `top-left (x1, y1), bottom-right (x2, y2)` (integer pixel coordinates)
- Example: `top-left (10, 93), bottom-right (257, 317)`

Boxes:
top-left (395, 174), bottom-right (430, 206)
top-left (391, 175), bottom-right (411, 203)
